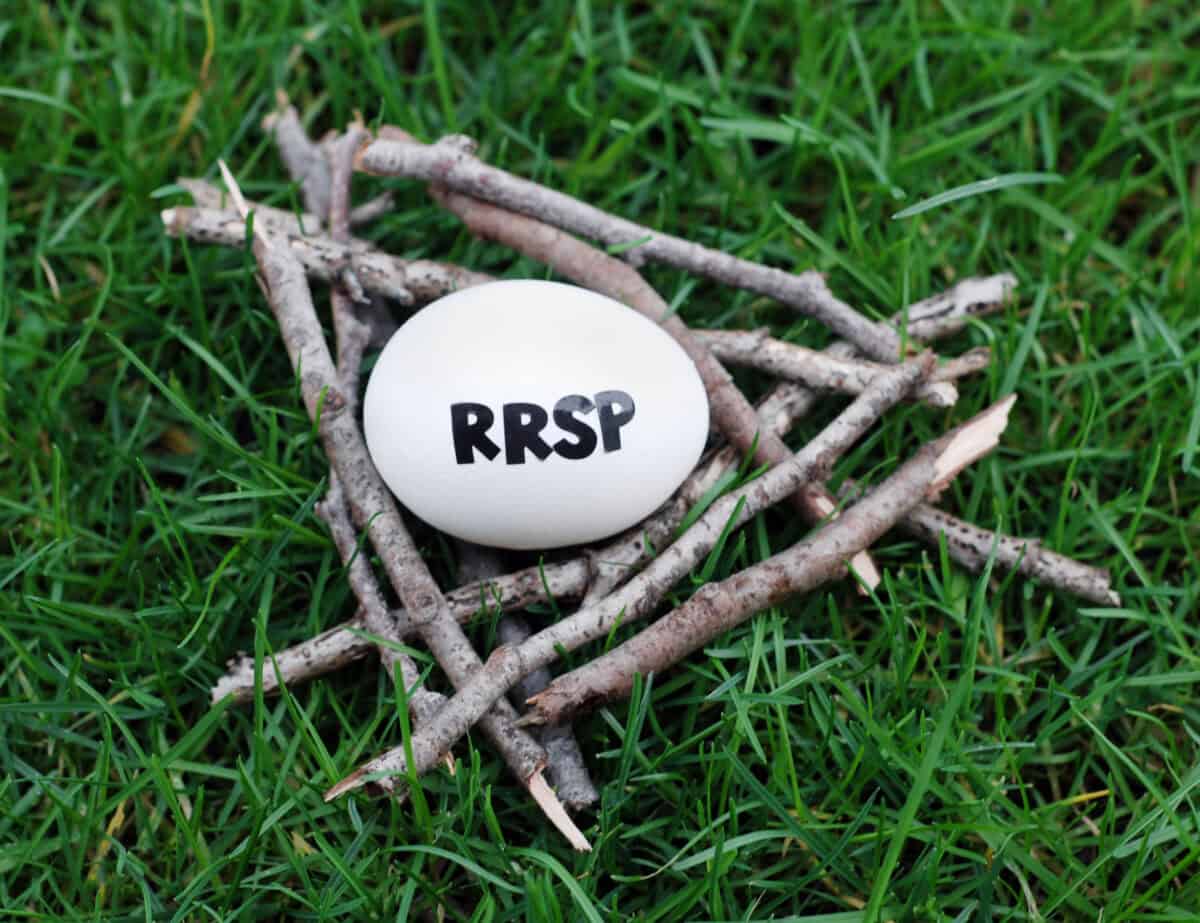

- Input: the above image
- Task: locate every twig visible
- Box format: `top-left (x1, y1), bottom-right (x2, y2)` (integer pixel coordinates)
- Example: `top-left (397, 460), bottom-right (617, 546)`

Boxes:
top-left (694, 328), bottom-right (974, 407)
top-left (210, 161), bottom-right (587, 850)
top-left (262, 92), bottom-right (331, 220)
top-left (428, 184), bottom-right (884, 590)
top-left (901, 273), bottom-right (1019, 342)
top-left (160, 206), bottom-right (492, 306)
top-left (209, 558), bottom-right (591, 704)
top-left (461, 543), bottom-right (596, 804)
top-left (323, 355), bottom-right (933, 798)
top-left (526, 399), bottom-right (1015, 726)
top-left (497, 615), bottom-right (600, 812)
top-left (898, 503), bottom-right (1121, 607)
top-left (582, 384), bottom-right (826, 605)
top-left (176, 178), bottom-right (393, 233)
top-left (326, 128), bottom-right (363, 244)
top-left (456, 542), bottom-right (597, 811)
top-left (457, 541), bottom-right (599, 812)
top-left (237, 115), bottom-right (437, 728)
top-left (358, 131), bottom-right (907, 361)
top-left (348, 192), bottom-right (397, 227)
top-left (315, 478), bottom-right (446, 726)
top-left (326, 124), bottom-right (372, 415)
top-left (212, 621), bottom-right (372, 705)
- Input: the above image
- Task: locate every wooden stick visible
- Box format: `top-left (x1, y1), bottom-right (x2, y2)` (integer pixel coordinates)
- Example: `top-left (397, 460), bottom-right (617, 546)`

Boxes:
top-left (695, 328), bottom-right (992, 407)
top-left (262, 92), bottom-right (331, 220)
top-left (899, 503), bottom-right (1120, 607)
top-left (358, 130), bottom-right (907, 361)
top-left (457, 543), bottom-right (600, 811)
top-left (161, 206), bottom-right (492, 306)
top-left (581, 273), bottom-right (1015, 603)
top-left (497, 615), bottom-right (600, 812)
top-left (209, 559), bottom-right (590, 704)
top-left (176, 177), bottom-right (392, 234)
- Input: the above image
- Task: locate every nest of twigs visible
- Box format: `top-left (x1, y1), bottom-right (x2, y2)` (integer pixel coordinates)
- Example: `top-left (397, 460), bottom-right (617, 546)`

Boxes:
top-left (160, 93), bottom-right (1119, 850)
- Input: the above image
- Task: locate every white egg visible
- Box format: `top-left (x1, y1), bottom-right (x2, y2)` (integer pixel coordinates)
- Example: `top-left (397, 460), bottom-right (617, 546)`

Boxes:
top-left (363, 280), bottom-right (710, 550)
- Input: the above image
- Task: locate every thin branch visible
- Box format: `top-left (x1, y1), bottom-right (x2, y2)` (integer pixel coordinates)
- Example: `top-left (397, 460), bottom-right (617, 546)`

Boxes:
top-left (161, 206), bottom-right (492, 306)
top-left (582, 384), bottom-right (822, 604)
top-left (209, 558), bottom-right (591, 704)
top-left (262, 92), bottom-right (331, 220)
top-left (526, 399), bottom-right (1015, 726)
top-left (358, 130), bottom-right (907, 361)
top-left (348, 192), bottom-right (397, 227)
top-left (176, 178), bottom-right (388, 233)
top-left (316, 477), bottom-right (447, 726)
top-left (429, 184), bottom-right (883, 590)
top-left (900, 273), bottom-right (1019, 342)
top-left (326, 124), bottom-right (372, 415)
top-left (212, 621), bottom-right (371, 705)
top-left (694, 328), bottom-right (974, 407)
top-left (211, 161), bottom-right (587, 849)
top-left (899, 504), bottom-right (1121, 607)
top-left (324, 355), bottom-right (932, 798)
top-left (457, 540), bottom-right (599, 812)
top-left (498, 615), bottom-right (600, 812)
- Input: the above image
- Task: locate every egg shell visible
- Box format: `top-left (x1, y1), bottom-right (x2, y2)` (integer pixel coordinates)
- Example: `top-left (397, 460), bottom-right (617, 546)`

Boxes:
top-left (363, 280), bottom-right (710, 549)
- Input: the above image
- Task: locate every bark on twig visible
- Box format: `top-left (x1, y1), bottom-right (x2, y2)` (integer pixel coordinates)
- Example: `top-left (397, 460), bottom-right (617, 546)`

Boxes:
top-left (315, 477), bottom-right (447, 726)
top-left (458, 542), bottom-right (598, 810)
top-left (326, 125), bottom-right (373, 415)
top-left (209, 162), bottom-right (588, 850)
top-left (901, 273), bottom-right (1019, 342)
top-left (526, 400), bottom-right (1014, 725)
top-left (161, 206), bottom-right (492, 306)
top-left (898, 503), bottom-right (1120, 607)
top-left (220, 116), bottom-right (437, 729)
top-left (694, 328), bottom-right (973, 407)
top-left (323, 356), bottom-right (933, 798)
top-left (429, 185), bottom-right (884, 590)
top-left (262, 94), bottom-right (332, 220)
top-left (459, 541), bottom-right (598, 808)
top-left (358, 131), bottom-right (907, 361)
top-left (213, 622), bottom-right (372, 705)
top-left (176, 178), bottom-right (393, 234)
top-left (347, 192), bottom-right (397, 227)
top-left (209, 558), bottom-right (592, 704)
top-left (497, 615), bottom-right (600, 812)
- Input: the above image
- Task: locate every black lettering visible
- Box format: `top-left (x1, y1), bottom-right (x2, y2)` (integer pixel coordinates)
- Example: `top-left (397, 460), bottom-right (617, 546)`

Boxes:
top-left (503, 402), bottom-right (553, 464)
top-left (450, 403), bottom-right (500, 464)
top-left (551, 394), bottom-right (597, 460)
top-left (595, 389), bottom-right (636, 452)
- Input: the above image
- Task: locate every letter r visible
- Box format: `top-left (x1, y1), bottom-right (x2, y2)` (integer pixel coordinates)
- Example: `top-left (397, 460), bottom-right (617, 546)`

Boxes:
top-left (450, 403), bottom-right (501, 464)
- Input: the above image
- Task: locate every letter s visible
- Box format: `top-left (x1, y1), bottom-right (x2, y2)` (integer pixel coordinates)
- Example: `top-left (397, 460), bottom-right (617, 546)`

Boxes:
top-left (552, 394), bottom-right (598, 460)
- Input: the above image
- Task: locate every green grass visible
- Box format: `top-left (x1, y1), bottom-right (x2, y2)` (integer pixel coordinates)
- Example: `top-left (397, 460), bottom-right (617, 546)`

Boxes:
top-left (2, 1), bottom-right (1199, 919)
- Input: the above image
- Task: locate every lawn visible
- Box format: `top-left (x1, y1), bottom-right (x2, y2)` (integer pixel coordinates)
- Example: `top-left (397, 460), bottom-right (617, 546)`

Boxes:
top-left (3, 1), bottom-right (1199, 919)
